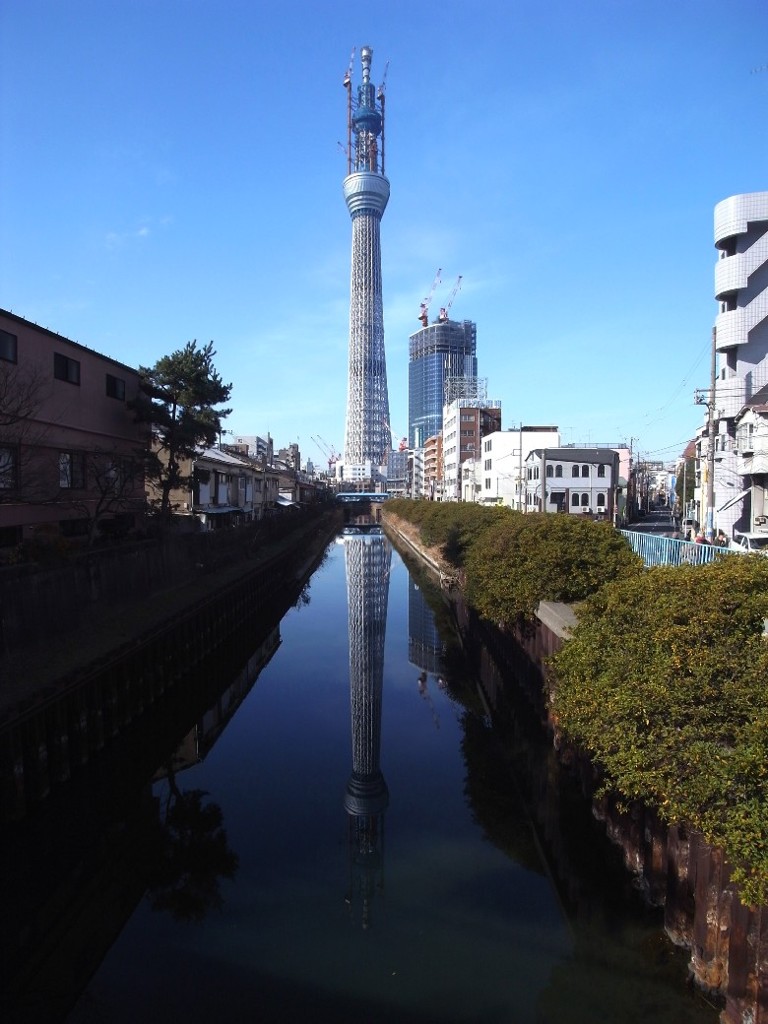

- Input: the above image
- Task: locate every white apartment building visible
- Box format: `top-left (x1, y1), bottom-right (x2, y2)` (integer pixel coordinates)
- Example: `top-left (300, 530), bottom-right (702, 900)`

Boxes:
top-left (470, 426), bottom-right (561, 508)
top-left (524, 447), bottom-right (620, 520)
top-left (709, 192), bottom-right (768, 539)
top-left (409, 446), bottom-right (425, 498)
top-left (441, 379), bottom-right (501, 502)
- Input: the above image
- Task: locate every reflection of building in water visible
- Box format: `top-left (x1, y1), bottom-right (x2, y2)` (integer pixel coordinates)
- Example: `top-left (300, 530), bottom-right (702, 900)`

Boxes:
top-left (407, 578), bottom-right (446, 674)
top-left (408, 580), bottom-right (446, 730)
top-left (342, 524), bottom-right (391, 928)
top-left (154, 626), bottom-right (281, 780)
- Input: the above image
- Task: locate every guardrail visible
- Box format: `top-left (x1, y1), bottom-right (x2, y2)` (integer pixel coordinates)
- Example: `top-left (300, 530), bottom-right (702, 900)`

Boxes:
top-left (619, 530), bottom-right (737, 567)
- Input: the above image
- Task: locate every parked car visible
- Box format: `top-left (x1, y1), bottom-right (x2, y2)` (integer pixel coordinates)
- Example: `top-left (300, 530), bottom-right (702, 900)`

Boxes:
top-left (731, 531), bottom-right (768, 555)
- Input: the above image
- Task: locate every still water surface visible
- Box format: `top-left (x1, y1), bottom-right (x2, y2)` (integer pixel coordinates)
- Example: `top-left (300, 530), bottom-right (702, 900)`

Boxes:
top-left (57, 528), bottom-right (718, 1024)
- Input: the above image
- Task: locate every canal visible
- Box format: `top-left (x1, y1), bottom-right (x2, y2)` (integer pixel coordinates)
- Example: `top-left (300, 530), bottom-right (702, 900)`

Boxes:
top-left (4, 524), bottom-right (719, 1023)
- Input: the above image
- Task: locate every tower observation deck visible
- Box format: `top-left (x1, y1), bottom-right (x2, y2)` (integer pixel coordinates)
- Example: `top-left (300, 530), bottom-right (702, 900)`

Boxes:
top-left (342, 46), bottom-right (390, 478)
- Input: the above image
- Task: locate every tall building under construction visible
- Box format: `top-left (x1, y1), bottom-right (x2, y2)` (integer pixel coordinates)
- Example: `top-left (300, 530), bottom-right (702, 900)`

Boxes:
top-left (341, 46), bottom-right (390, 484)
top-left (408, 317), bottom-right (477, 450)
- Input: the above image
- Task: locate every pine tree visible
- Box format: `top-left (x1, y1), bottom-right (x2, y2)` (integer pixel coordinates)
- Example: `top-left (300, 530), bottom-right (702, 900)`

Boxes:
top-left (131, 341), bottom-right (232, 523)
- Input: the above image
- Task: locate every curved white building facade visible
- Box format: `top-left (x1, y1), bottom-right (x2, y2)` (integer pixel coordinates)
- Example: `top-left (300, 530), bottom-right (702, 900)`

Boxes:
top-left (712, 192), bottom-right (768, 536)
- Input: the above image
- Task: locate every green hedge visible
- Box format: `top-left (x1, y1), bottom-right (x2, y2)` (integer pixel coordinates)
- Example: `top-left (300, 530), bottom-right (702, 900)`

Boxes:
top-left (385, 500), bottom-right (641, 624)
top-left (551, 554), bottom-right (768, 906)
top-left (463, 511), bottom-right (642, 625)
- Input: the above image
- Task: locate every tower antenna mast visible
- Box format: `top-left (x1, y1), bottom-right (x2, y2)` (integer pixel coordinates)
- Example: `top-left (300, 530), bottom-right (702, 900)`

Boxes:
top-left (343, 47), bottom-right (355, 176)
top-left (377, 60), bottom-right (389, 175)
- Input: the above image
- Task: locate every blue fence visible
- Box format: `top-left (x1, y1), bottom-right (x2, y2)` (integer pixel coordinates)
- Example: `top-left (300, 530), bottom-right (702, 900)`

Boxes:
top-left (619, 530), bottom-right (738, 568)
top-left (335, 492), bottom-right (389, 503)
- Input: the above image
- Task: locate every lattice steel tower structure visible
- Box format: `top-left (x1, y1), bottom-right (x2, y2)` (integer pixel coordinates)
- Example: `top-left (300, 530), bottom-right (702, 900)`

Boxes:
top-left (342, 525), bottom-right (391, 928)
top-left (342, 46), bottom-right (390, 473)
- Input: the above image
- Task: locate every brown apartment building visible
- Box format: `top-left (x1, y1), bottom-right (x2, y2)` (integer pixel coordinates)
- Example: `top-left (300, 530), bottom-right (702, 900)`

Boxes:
top-left (0, 310), bottom-right (149, 547)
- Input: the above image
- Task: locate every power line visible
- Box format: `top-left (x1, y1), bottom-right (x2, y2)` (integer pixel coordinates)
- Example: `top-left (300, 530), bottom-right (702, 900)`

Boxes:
top-left (641, 339), bottom-right (711, 424)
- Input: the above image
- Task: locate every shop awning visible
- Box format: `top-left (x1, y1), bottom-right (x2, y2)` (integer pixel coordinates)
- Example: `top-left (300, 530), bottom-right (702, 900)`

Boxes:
top-left (717, 487), bottom-right (750, 513)
top-left (276, 495), bottom-right (299, 508)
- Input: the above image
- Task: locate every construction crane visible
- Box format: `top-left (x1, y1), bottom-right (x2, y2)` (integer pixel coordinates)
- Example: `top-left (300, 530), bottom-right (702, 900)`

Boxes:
top-left (418, 267), bottom-right (442, 327)
top-left (383, 418), bottom-right (408, 452)
top-left (311, 434), bottom-right (340, 474)
top-left (438, 275), bottom-right (463, 321)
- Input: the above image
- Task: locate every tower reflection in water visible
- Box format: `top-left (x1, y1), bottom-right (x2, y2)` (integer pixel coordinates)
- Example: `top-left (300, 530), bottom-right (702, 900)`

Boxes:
top-left (341, 521), bottom-right (391, 929)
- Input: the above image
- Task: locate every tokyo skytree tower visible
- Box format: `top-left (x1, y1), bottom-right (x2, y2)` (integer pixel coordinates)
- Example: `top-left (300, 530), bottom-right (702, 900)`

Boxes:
top-left (342, 46), bottom-right (390, 471)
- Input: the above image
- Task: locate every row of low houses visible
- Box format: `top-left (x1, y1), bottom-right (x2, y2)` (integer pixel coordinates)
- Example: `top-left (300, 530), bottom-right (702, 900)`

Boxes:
top-left (0, 309), bottom-right (326, 551)
top-left (392, 378), bottom-right (631, 522)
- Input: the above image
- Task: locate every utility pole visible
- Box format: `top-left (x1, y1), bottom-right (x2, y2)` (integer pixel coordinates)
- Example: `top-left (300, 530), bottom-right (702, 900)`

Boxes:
top-left (695, 327), bottom-right (717, 542)
top-left (518, 421), bottom-right (523, 512)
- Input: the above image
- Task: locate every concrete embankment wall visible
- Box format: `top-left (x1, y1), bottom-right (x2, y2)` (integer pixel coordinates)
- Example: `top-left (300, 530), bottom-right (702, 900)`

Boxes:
top-left (0, 507), bottom-right (342, 822)
top-left (0, 507), bottom-right (337, 654)
top-left (382, 511), bottom-right (768, 1023)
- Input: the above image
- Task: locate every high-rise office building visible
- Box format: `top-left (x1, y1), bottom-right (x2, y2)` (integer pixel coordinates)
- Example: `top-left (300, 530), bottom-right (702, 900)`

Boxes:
top-left (408, 318), bottom-right (477, 450)
top-left (341, 46), bottom-right (390, 481)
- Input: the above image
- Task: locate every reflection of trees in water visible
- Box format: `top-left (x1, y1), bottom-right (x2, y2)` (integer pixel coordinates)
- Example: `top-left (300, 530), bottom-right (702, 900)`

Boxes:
top-left (146, 771), bottom-right (238, 923)
top-left (460, 710), bottom-right (544, 874)
top-left (451, 620), bottom-right (722, 1023)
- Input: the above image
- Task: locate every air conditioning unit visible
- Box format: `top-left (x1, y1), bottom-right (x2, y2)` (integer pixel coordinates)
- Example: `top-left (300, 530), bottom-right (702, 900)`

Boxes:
top-left (597, 506), bottom-right (605, 513)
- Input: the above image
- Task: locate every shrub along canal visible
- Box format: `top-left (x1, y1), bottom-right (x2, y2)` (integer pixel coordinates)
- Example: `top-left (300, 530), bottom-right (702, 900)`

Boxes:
top-left (5, 524), bottom-right (719, 1023)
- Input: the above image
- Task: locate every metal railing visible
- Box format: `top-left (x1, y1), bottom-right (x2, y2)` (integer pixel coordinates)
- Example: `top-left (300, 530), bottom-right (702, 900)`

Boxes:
top-left (619, 530), bottom-right (738, 567)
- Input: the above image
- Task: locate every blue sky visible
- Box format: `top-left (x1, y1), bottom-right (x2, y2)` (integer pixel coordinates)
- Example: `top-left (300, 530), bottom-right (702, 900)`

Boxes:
top-left (2, 0), bottom-right (767, 468)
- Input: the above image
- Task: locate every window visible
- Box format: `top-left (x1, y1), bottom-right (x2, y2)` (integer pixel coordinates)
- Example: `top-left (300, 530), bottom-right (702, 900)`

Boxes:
top-left (0, 329), bottom-right (17, 363)
top-left (597, 464), bottom-right (606, 477)
top-left (106, 457), bottom-right (134, 491)
top-left (571, 493), bottom-right (579, 507)
top-left (59, 451), bottom-right (86, 489)
top-left (54, 352), bottom-right (80, 385)
top-left (581, 465), bottom-right (589, 477)
top-left (550, 491), bottom-right (565, 510)
top-left (106, 373), bottom-right (126, 400)
top-left (546, 465), bottom-right (553, 477)
top-left (555, 465), bottom-right (562, 477)
top-left (597, 492), bottom-right (606, 508)
top-left (484, 458), bottom-right (492, 470)
top-left (485, 478), bottom-right (491, 489)
top-left (581, 493), bottom-right (589, 506)
top-left (571, 466), bottom-right (579, 478)
top-left (0, 446), bottom-right (17, 488)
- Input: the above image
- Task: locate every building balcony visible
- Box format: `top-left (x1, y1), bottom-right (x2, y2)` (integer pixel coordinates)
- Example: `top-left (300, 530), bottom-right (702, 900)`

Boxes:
top-left (736, 431), bottom-right (768, 457)
top-left (714, 192), bottom-right (768, 247)
top-left (714, 310), bottom-right (746, 351)
top-left (714, 254), bottom-right (748, 299)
